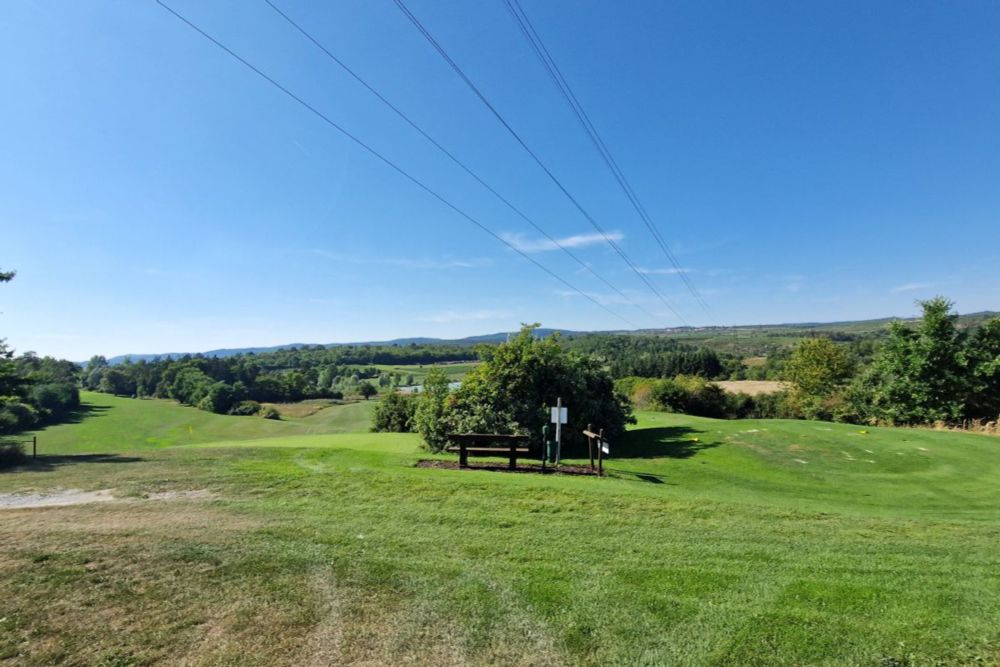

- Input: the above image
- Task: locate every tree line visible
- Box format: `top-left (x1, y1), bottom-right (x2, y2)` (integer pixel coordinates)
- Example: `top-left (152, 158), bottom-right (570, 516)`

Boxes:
top-left (83, 343), bottom-right (475, 416)
top-left (617, 298), bottom-right (1000, 426)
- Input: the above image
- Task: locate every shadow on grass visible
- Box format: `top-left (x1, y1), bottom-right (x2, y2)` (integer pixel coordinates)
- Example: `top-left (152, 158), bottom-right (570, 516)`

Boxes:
top-left (58, 402), bottom-right (112, 425)
top-left (614, 426), bottom-right (716, 459)
top-left (1, 453), bottom-right (145, 473)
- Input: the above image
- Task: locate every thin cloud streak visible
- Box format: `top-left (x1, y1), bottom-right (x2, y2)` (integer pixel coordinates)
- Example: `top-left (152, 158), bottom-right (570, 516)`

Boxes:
top-left (891, 282), bottom-right (931, 293)
top-left (500, 231), bottom-right (623, 253)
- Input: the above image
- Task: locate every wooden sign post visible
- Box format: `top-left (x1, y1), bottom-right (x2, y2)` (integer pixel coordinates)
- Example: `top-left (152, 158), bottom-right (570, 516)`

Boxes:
top-left (582, 427), bottom-right (607, 476)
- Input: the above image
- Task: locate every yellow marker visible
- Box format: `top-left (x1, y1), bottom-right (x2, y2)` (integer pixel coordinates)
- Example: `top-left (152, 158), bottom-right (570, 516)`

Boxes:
top-left (859, 430), bottom-right (868, 435)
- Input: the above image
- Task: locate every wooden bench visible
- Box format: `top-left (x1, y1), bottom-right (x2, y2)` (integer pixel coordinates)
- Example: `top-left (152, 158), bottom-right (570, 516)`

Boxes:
top-left (446, 433), bottom-right (532, 470)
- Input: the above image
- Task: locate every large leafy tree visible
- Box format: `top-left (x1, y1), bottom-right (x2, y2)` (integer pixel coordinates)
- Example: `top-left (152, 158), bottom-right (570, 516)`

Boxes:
top-left (860, 298), bottom-right (970, 424)
top-left (436, 324), bottom-right (633, 453)
top-left (965, 318), bottom-right (1000, 419)
top-left (787, 338), bottom-right (854, 397)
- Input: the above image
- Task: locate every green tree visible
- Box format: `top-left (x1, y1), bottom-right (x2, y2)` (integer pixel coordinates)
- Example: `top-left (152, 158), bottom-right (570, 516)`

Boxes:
top-left (444, 324), bottom-right (632, 453)
top-left (965, 318), bottom-right (1000, 419)
top-left (372, 391), bottom-right (417, 432)
top-left (412, 368), bottom-right (452, 452)
top-left (358, 381), bottom-right (377, 400)
top-left (787, 338), bottom-right (853, 397)
top-left (859, 297), bottom-right (969, 424)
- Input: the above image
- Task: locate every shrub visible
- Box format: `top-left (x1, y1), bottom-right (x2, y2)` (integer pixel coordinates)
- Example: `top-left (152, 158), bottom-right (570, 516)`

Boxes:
top-left (259, 406), bottom-right (281, 420)
top-left (614, 376), bottom-right (658, 410)
top-left (651, 376), bottom-right (730, 418)
top-left (0, 399), bottom-right (38, 434)
top-left (0, 440), bottom-right (26, 468)
top-left (413, 369), bottom-right (453, 452)
top-left (28, 382), bottom-right (80, 422)
top-left (372, 391), bottom-right (417, 433)
top-left (228, 400), bottom-right (263, 416)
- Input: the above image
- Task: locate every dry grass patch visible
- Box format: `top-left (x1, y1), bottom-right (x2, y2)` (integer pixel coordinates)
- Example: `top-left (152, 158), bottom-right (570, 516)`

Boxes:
top-left (262, 399), bottom-right (340, 419)
top-left (713, 380), bottom-right (789, 396)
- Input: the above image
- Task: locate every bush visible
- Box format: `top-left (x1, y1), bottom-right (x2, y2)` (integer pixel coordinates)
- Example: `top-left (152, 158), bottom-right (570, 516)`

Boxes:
top-left (744, 390), bottom-right (803, 420)
top-left (372, 391), bottom-right (417, 433)
top-left (651, 375), bottom-right (730, 418)
top-left (28, 382), bottom-right (80, 422)
top-left (413, 369), bottom-right (453, 452)
top-left (0, 399), bottom-right (38, 434)
top-left (0, 440), bottom-right (26, 468)
top-left (228, 400), bottom-right (263, 416)
top-left (259, 406), bottom-right (281, 420)
top-left (614, 376), bottom-right (658, 410)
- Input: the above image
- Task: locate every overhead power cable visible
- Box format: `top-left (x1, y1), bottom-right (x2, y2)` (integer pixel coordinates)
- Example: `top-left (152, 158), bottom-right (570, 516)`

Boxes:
top-left (154, 0), bottom-right (637, 328)
top-left (391, 0), bottom-right (687, 325)
top-left (502, 0), bottom-right (709, 311)
top-left (262, 0), bottom-right (654, 321)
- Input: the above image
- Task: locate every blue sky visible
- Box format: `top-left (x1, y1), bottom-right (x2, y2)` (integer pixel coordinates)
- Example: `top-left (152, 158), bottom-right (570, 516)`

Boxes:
top-left (2, 0), bottom-right (998, 359)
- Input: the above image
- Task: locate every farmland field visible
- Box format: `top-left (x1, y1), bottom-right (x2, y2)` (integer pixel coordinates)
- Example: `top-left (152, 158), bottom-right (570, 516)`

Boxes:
top-left (713, 380), bottom-right (789, 396)
top-left (2, 393), bottom-right (1000, 665)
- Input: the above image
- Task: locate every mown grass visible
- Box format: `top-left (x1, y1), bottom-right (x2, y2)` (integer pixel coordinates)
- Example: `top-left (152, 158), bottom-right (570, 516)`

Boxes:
top-left (2, 398), bottom-right (1000, 665)
top-left (24, 392), bottom-right (376, 454)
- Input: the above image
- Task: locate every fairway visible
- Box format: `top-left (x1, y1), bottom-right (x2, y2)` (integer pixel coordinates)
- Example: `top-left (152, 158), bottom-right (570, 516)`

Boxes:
top-left (2, 397), bottom-right (1000, 665)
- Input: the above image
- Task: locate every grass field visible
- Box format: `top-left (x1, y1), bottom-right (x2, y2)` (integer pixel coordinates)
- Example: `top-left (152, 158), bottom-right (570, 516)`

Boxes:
top-left (2, 394), bottom-right (1000, 665)
top-left (374, 362), bottom-right (479, 384)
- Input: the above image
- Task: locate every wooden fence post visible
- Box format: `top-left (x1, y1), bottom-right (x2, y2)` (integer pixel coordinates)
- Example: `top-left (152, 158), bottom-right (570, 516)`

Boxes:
top-left (587, 423), bottom-right (595, 470)
top-left (597, 428), bottom-right (604, 477)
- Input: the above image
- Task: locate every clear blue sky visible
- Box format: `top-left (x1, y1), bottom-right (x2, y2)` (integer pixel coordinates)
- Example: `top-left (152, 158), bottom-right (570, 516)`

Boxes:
top-left (2, 0), bottom-right (998, 359)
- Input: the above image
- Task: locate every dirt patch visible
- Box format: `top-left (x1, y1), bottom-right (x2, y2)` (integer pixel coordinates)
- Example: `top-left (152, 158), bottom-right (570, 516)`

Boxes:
top-left (714, 380), bottom-right (789, 396)
top-left (144, 489), bottom-right (217, 501)
top-left (1, 488), bottom-right (218, 510)
top-left (0, 488), bottom-right (114, 509)
top-left (417, 460), bottom-right (599, 476)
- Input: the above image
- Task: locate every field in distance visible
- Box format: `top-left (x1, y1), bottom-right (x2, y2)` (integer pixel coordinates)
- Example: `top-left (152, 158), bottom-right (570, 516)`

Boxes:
top-left (2, 393), bottom-right (999, 665)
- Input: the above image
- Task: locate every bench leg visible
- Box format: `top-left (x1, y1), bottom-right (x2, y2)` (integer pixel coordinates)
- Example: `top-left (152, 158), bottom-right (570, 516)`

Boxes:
top-left (460, 444), bottom-right (468, 468)
top-left (509, 444), bottom-right (516, 470)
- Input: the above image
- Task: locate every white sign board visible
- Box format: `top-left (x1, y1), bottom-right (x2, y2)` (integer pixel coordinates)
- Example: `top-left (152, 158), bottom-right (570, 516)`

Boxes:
top-left (601, 441), bottom-right (610, 455)
top-left (550, 407), bottom-right (568, 424)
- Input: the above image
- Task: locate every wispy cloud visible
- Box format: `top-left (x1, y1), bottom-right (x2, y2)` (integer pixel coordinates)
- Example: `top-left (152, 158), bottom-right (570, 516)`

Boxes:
top-left (418, 309), bottom-right (512, 324)
top-left (891, 282), bottom-right (931, 293)
top-left (500, 231), bottom-right (623, 253)
top-left (307, 249), bottom-right (492, 270)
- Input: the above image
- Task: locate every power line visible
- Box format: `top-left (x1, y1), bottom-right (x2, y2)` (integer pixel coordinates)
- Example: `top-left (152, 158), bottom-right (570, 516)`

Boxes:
top-left (262, 0), bottom-right (654, 322)
top-left (391, 0), bottom-right (687, 325)
top-left (153, 0), bottom-right (637, 328)
top-left (501, 0), bottom-right (709, 312)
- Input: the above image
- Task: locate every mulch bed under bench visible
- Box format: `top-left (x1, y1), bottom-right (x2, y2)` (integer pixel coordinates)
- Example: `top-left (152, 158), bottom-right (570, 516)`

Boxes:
top-left (416, 460), bottom-right (599, 476)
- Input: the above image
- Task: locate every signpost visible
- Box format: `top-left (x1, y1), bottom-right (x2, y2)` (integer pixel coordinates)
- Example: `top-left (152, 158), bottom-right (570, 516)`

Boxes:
top-left (582, 427), bottom-right (608, 476)
top-left (550, 398), bottom-right (567, 464)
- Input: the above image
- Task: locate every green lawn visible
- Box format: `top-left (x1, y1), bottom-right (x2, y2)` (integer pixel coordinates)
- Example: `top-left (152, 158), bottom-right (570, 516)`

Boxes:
top-left (22, 392), bottom-right (377, 453)
top-left (2, 395), bottom-right (999, 665)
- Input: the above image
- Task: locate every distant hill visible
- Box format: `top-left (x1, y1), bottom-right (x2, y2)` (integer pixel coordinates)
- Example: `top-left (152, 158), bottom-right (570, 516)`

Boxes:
top-left (101, 312), bottom-right (998, 366)
top-left (103, 328), bottom-right (589, 365)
